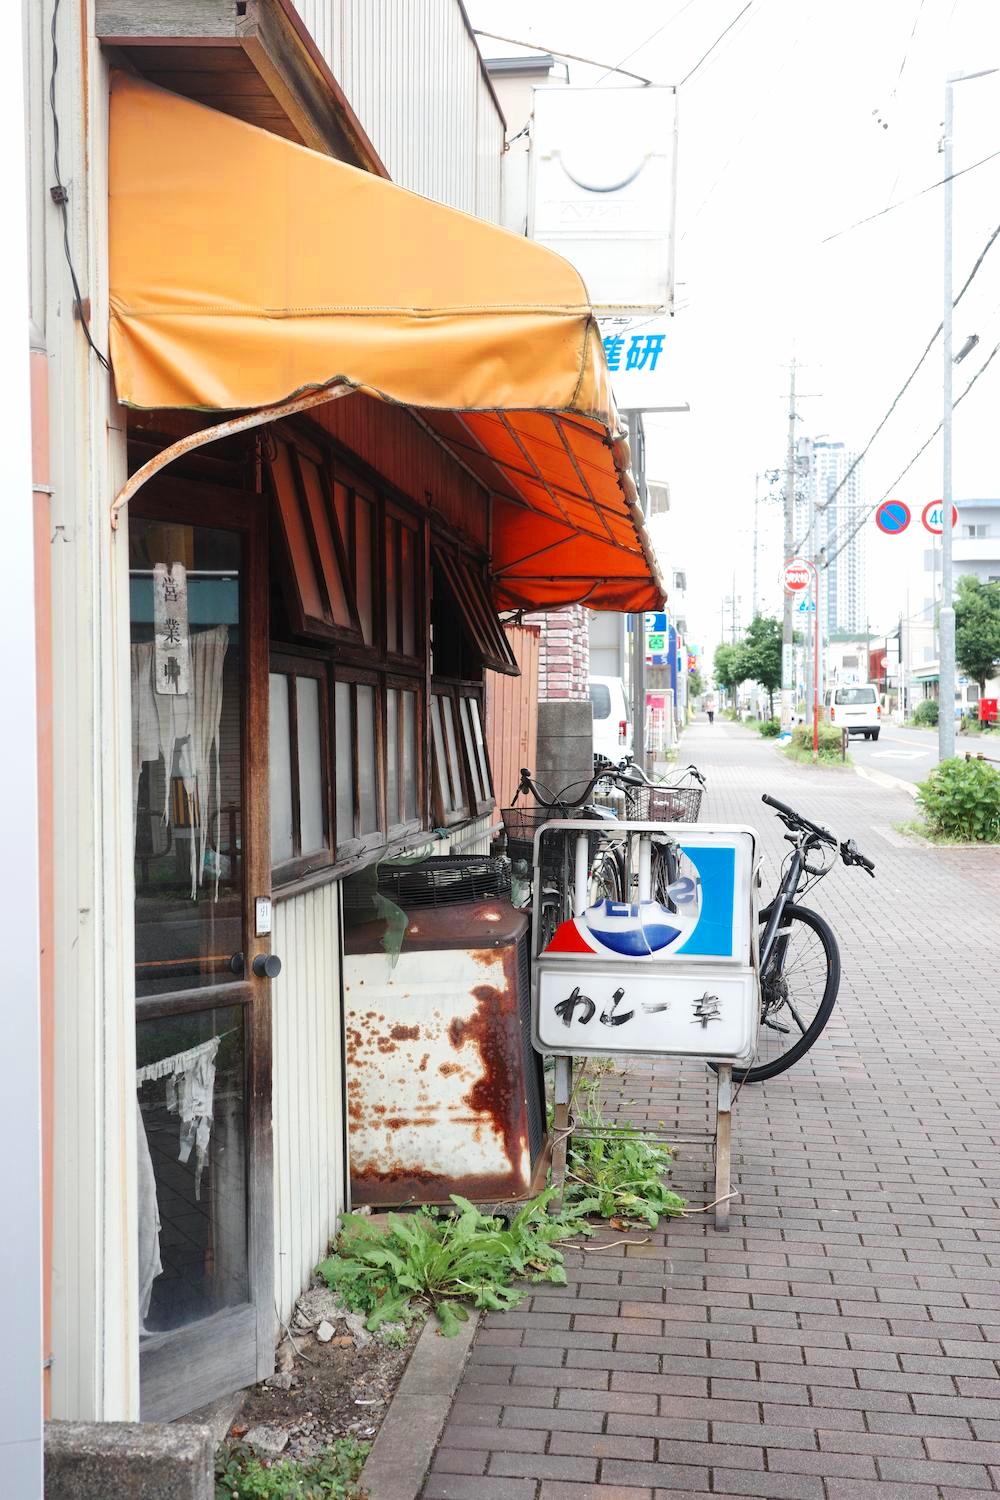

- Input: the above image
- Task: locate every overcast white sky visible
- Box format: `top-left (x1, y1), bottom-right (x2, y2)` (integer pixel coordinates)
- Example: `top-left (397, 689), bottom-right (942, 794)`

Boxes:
top-left (469, 0), bottom-right (1000, 655)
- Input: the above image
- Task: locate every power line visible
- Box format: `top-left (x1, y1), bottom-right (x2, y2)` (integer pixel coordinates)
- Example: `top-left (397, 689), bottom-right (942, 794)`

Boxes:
top-left (49, 0), bottom-right (110, 371)
top-left (887, 0), bottom-right (926, 104)
top-left (680, 6), bottom-right (808, 241)
top-left (876, 0), bottom-right (928, 205)
top-left (821, 147), bottom-right (1000, 245)
top-left (823, 336), bottom-right (1000, 569)
top-left (471, 30), bottom-right (655, 84)
top-left (593, 0), bottom-right (701, 86)
top-left (792, 216), bottom-right (1000, 553)
top-left (679, 1), bottom-right (755, 87)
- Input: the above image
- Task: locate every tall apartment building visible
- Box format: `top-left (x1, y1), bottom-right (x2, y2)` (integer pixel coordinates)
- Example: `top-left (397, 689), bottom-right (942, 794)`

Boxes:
top-left (796, 438), bottom-right (867, 635)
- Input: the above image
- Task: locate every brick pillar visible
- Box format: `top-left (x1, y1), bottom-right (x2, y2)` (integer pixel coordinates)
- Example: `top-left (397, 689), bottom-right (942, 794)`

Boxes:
top-left (524, 604), bottom-right (590, 701)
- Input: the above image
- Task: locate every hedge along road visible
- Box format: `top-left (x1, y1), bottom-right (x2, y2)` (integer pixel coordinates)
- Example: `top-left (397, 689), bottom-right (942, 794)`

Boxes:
top-left (850, 721), bottom-right (994, 785)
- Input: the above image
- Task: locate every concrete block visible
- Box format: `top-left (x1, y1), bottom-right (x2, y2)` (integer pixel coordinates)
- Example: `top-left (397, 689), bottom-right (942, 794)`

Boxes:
top-left (45, 1419), bottom-right (213, 1500)
top-left (536, 700), bottom-right (594, 797)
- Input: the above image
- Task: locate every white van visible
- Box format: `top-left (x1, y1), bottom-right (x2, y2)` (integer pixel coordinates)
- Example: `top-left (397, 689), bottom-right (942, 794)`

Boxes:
top-left (589, 675), bottom-right (632, 763)
top-left (825, 683), bottom-right (881, 740)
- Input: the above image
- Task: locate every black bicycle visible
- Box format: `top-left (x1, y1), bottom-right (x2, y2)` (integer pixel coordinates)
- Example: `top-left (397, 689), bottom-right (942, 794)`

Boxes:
top-left (502, 762), bottom-right (707, 943)
top-left (710, 792), bottom-right (875, 1083)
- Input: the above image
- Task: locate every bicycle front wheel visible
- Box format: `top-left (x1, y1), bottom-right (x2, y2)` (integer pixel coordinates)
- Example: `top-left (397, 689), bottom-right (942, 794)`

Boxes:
top-left (717, 902), bottom-right (841, 1083)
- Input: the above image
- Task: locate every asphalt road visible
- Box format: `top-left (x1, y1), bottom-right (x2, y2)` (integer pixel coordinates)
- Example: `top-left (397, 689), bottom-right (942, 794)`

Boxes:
top-left (848, 719), bottom-right (1000, 783)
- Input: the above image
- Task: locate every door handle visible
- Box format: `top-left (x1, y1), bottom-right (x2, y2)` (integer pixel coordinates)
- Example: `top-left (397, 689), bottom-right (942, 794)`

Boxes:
top-left (252, 953), bottom-right (282, 979)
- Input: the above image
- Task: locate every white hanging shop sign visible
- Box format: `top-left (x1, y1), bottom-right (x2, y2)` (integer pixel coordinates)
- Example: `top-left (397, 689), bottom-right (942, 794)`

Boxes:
top-left (532, 823), bottom-right (758, 1060)
top-left (153, 561), bottom-right (191, 695)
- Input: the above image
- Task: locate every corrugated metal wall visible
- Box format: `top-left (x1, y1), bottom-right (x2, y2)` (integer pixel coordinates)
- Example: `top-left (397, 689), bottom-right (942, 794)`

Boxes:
top-left (486, 625), bottom-right (540, 808)
top-left (292, 0), bottom-right (504, 220)
top-left (271, 882), bottom-right (346, 1323)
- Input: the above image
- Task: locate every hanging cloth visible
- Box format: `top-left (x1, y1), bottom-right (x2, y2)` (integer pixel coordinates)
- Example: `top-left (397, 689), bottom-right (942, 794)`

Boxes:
top-left (136, 1097), bottom-right (163, 1332)
top-left (136, 1035), bottom-right (223, 1199)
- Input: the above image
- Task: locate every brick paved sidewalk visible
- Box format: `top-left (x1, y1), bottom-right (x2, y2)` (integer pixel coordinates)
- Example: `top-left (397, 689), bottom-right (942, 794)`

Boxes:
top-left (422, 722), bottom-right (1000, 1500)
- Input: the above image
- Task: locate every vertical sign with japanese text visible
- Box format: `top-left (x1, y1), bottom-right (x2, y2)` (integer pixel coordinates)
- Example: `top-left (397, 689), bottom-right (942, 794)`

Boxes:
top-left (153, 561), bottom-right (191, 695)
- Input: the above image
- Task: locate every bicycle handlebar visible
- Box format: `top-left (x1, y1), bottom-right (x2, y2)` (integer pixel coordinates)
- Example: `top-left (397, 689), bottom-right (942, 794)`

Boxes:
top-left (762, 793), bottom-right (876, 877)
top-left (761, 793), bottom-right (835, 843)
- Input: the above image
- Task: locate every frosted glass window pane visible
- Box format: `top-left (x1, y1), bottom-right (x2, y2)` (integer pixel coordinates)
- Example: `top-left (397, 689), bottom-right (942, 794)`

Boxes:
top-left (441, 697), bottom-right (464, 810)
top-left (357, 685), bottom-right (378, 834)
top-left (468, 697), bottom-right (491, 799)
top-left (402, 692), bottom-right (418, 822)
top-left (401, 525), bottom-right (416, 657)
top-left (355, 496), bottom-right (373, 645)
top-left (297, 676), bottom-right (325, 855)
top-left (335, 681), bottom-right (353, 845)
top-left (269, 673), bottom-right (294, 865)
top-left (460, 698), bottom-right (484, 804)
top-left (430, 697), bottom-right (453, 815)
top-left (386, 689), bottom-right (399, 826)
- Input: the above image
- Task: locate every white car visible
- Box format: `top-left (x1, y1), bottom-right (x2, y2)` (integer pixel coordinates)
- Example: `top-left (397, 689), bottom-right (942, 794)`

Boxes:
top-left (589, 675), bottom-right (632, 763)
top-left (825, 683), bottom-right (881, 740)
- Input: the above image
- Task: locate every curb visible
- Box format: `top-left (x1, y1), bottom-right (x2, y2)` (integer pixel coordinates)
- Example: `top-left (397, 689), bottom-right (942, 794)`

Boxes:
top-left (853, 764), bottom-right (918, 800)
top-left (359, 1313), bottom-right (479, 1500)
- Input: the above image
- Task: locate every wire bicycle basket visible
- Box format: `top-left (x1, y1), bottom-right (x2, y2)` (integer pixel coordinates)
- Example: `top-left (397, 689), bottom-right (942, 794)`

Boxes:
top-left (501, 805), bottom-right (558, 863)
top-left (649, 785), bottom-right (703, 822)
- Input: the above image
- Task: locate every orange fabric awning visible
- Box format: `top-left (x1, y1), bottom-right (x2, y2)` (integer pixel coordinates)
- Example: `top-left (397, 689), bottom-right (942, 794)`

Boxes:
top-left (108, 72), bottom-right (665, 612)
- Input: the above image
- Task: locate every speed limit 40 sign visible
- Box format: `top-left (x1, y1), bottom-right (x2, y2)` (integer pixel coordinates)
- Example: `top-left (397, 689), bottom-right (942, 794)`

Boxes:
top-left (922, 500), bottom-right (959, 534)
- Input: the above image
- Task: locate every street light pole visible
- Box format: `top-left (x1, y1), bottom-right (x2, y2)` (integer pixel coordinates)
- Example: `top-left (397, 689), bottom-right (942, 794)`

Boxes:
top-left (940, 67), bottom-right (998, 761)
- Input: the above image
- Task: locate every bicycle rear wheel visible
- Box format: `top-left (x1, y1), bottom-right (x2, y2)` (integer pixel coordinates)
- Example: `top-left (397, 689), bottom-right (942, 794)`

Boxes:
top-left (712, 902), bottom-right (840, 1083)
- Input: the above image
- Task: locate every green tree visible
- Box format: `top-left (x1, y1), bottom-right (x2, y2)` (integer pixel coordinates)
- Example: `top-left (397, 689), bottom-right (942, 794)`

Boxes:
top-left (713, 642), bottom-right (750, 706)
top-left (955, 574), bottom-right (1000, 695)
top-left (741, 614), bottom-right (783, 718)
top-left (688, 666), bottom-right (704, 699)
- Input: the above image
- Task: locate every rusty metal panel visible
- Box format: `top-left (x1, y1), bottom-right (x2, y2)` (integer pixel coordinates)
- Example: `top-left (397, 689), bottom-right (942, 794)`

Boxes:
top-left (486, 623), bottom-right (539, 807)
top-left (344, 902), bottom-right (539, 1205)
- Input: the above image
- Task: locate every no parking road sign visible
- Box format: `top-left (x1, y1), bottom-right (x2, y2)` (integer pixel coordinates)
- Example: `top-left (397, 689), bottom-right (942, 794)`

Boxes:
top-left (875, 499), bottom-right (910, 535)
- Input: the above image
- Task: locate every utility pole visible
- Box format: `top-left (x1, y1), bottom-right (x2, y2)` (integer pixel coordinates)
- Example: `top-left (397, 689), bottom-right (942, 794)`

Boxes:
top-left (781, 362), bottom-right (797, 729)
top-left (751, 473), bottom-right (760, 618)
top-left (628, 412), bottom-right (648, 767)
top-left (940, 76), bottom-right (956, 760)
top-left (805, 459), bottom-right (817, 728)
top-left (940, 67), bottom-right (998, 758)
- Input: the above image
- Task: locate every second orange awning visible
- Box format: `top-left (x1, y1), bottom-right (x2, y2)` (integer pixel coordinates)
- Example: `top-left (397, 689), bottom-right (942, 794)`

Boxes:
top-left (108, 72), bottom-right (665, 612)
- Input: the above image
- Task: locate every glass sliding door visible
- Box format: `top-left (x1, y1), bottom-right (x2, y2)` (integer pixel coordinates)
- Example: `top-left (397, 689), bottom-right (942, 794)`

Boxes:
top-left (129, 484), bottom-right (273, 1420)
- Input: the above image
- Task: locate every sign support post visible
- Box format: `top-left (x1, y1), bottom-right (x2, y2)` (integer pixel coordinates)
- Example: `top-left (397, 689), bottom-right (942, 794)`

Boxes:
top-left (534, 820), bottom-right (758, 1232)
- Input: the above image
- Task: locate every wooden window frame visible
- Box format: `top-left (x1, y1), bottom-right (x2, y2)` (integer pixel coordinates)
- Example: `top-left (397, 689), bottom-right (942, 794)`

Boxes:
top-left (384, 671), bottom-right (425, 842)
top-left (456, 685), bottom-right (494, 817)
top-left (384, 500), bottom-right (424, 667)
top-left (268, 648), bottom-right (335, 888)
top-left (268, 428), bottom-right (364, 645)
top-left (333, 665), bottom-right (386, 860)
top-left (433, 541), bottom-right (519, 675)
top-left (430, 679), bottom-right (494, 826)
top-left (430, 684), bottom-right (471, 828)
